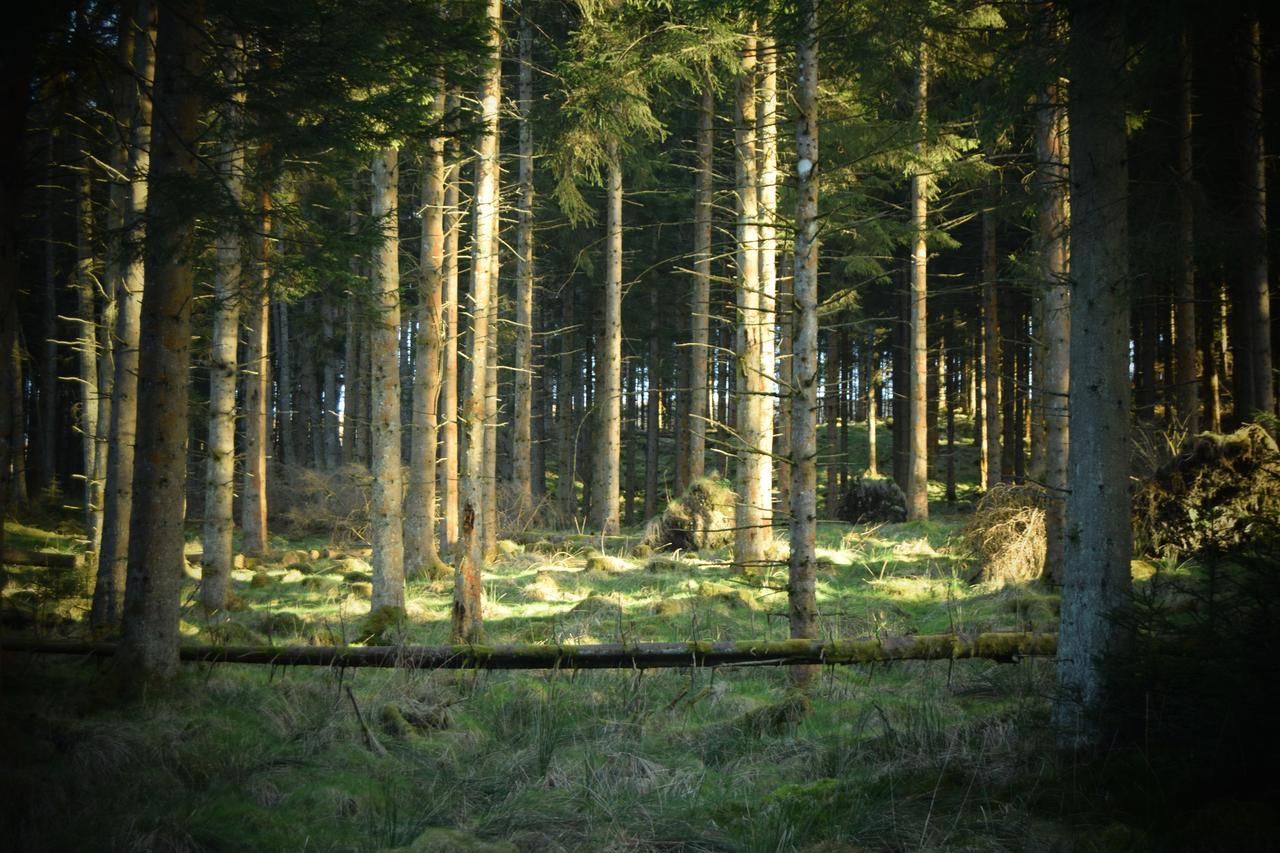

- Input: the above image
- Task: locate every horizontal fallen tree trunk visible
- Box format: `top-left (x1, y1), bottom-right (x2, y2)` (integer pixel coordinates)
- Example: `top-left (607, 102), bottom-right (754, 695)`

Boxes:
top-left (0, 632), bottom-right (1055, 670)
top-left (1, 547), bottom-right (83, 569)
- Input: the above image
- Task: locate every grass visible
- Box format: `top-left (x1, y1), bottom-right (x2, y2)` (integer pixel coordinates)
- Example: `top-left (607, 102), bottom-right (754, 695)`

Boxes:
top-left (5, 421), bottom-right (1274, 851)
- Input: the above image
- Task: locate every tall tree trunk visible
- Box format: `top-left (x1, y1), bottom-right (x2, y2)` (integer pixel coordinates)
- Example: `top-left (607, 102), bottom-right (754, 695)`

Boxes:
top-left (777, 278), bottom-right (793, 512)
top-left (1038, 7), bottom-right (1071, 584)
top-left (322, 302), bottom-right (340, 468)
top-left (906, 44), bottom-right (930, 521)
top-left (37, 136), bottom-right (59, 493)
top-left (405, 117), bottom-right (446, 580)
top-left (789, 0), bottom-right (820, 689)
top-left (735, 35), bottom-right (768, 574)
top-left (343, 286), bottom-right (361, 465)
top-left (453, 0), bottom-right (500, 644)
top-left (483, 227), bottom-right (499, 557)
top-left (93, 1), bottom-right (156, 629)
top-left (198, 27), bottom-right (242, 614)
top-left (645, 290), bottom-right (660, 519)
top-left (1055, 0), bottom-right (1132, 749)
top-left (1000, 278), bottom-right (1018, 481)
top-left (441, 99), bottom-right (461, 552)
top-left (591, 141), bottom-right (622, 534)
top-left (512, 10), bottom-right (534, 511)
top-left (757, 33), bottom-right (778, 526)
top-left (275, 301), bottom-right (295, 466)
top-left (75, 170), bottom-right (101, 543)
top-left (866, 347), bottom-right (879, 476)
top-left (1174, 31), bottom-right (1199, 433)
top-left (1243, 15), bottom-right (1274, 422)
top-left (119, 0), bottom-right (205, 681)
top-left (557, 293), bottom-right (577, 518)
top-left (369, 148), bottom-right (405, 612)
top-left (982, 206), bottom-right (1002, 490)
top-left (241, 190), bottom-right (271, 557)
top-left (688, 85), bottom-right (714, 486)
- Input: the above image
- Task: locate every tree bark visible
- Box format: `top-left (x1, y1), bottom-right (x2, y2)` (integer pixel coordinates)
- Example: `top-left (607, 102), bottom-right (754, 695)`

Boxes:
top-left (789, 0), bottom-right (820, 689)
top-left (75, 169), bottom-right (101, 544)
top-left (441, 95), bottom-right (461, 552)
top-left (757, 33), bottom-right (778, 524)
top-left (512, 11), bottom-right (534, 512)
top-left (688, 85), bottom-right (714, 487)
top-left (405, 117), bottom-right (447, 580)
top-left (1242, 15), bottom-right (1273, 422)
top-left (369, 147), bottom-right (406, 611)
top-left (1055, 0), bottom-right (1132, 749)
top-left (1037, 8), bottom-right (1070, 584)
top-left (906, 44), bottom-right (930, 521)
top-left (735, 35), bottom-right (769, 574)
top-left (1174, 31), bottom-right (1199, 433)
top-left (453, 0), bottom-right (501, 643)
top-left (199, 28), bottom-right (243, 614)
top-left (591, 141), bottom-right (623, 534)
top-left (982, 206), bottom-right (1002, 490)
top-left (92, 1), bottom-right (155, 629)
top-left (241, 189), bottom-right (271, 557)
top-left (119, 0), bottom-right (205, 681)
top-left (557, 292), bottom-right (577, 518)
top-left (276, 300), bottom-right (295, 467)
top-left (645, 290), bottom-right (660, 519)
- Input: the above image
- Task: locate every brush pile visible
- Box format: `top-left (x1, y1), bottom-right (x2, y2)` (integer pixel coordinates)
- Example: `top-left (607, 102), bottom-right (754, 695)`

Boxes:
top-left (1132, 423), bottom-right (1280, 559)
top-left (959, 484), bottom-right (1046, 585)
top-left (837, 475), bottom-right (907, 524)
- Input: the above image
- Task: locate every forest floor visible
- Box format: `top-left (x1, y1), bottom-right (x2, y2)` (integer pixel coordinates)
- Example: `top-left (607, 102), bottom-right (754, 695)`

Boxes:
top-left (7, 503), bottom-right (1262, 853)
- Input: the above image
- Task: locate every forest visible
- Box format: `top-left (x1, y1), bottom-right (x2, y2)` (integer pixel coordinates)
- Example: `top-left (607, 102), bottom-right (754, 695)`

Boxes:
top-left (2, 0), bottom-right (1280, 849)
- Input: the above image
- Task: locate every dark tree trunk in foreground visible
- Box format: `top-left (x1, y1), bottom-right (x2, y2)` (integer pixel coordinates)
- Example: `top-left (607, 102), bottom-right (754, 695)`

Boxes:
top-left (1242, 15), bottom-right (1274, 423)
top-left (119, 0), bottom-right (206, 681)
top-left (1055, 0), bottom-right (1133, 749)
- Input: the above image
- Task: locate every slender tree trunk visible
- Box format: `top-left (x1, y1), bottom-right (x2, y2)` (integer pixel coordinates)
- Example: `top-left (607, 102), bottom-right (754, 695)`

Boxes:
top-left (75, 170), bottom-right (101, 543)
top-left (1243, 16), bottom-right (1274, 422)
top-left (441, 101), bottom-right (461, 552)
top-left (405, 117), bottom-right (446, 580)
top-left (343, 282), bottom-right (360, 465)
top-left (453, 0), bottom-right (500, 644)
top-left (557, 293), bottom-right (577, 518)
top-left (1174, 31), bottom-right (1199, 433)
top-left (369, 148), bottom-right (405, 611)
top-left (867, 350), bottom-right (879, 477)
top-left (1038, 10), bottom-right (1071, 583)
top-left (512, 11), bottom-right (534, 511)
top-left (757, 33), bottom-right (778, 526)
top-left (645, 290), bottom-right (660, 518)
top-left (789, 0), bottom-right (820, 689)
top-left (1055, 0), bottom-right (1132, 749)
top-left (688, 86), bottom-right (714, 487)
top-left (119, 0), bottom-right (204, 681)
top-left (241, 190), bottom-right (271, 557)
top-left (906, 44), bottom-right (930, 521)
top-left (198, 27), bottom-right (243, 614)
top-left (778, 278), bottom-right (793, 513)
top-left (483, 227), bottom-right (499, 557)
top-left (982, 207), bottom-right (1002, 490)
top-left (735, 35), bottom-right (768, 574)
top-left (322, 302), bottom-right (340, 468)
top-left (93, 1), bottom-right (155, 629)
top-left (36, 137), bottom-right (58, 494)
top-left (1000, 279), bottom-right (1018, 481)
top-left (276, 300), bottom-right (295, 467)
top-left (591, 141), bottom-right (623, 534)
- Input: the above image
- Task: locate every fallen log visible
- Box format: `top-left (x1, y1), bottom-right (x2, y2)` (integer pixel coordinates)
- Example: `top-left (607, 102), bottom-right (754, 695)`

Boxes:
top-left (1, 547), bottom-right (83, 569)
top-left (0, 632), bottom-right (1055, 670)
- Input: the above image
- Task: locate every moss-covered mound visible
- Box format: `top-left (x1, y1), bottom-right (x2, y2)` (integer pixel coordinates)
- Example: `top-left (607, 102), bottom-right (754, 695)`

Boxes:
top-left (837, 475), bottom-right (907, 525)
top-left (642, 477), bottom-right (736, 552)
top-left (1132, 424), bottom-right (1280, 560)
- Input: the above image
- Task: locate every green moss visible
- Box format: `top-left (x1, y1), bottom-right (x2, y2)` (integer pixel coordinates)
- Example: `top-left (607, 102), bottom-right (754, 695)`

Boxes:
top-left (357, 606), bottom-right (407, 645)
top-left (584, 554), bottom-right (630, 574)
top-left (249, 572), bottom-right (272, 588)
top-left (396, 826), bottom-right (517, 852)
